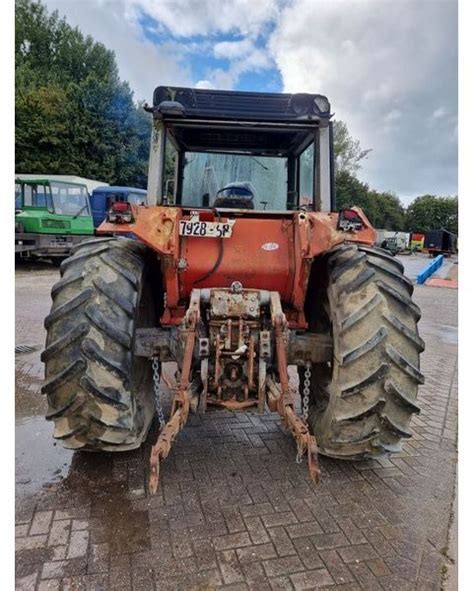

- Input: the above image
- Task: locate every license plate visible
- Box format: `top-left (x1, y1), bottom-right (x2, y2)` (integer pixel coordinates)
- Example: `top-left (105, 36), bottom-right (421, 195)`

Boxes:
top-left (179, 217), bottom-right (235, 238)
top-left (50, 240), bottom-right (72, 248)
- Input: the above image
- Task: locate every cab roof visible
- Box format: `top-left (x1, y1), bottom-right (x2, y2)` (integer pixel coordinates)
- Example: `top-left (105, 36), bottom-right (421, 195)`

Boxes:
top-left (152, 88), bottom-right (332, 157)
top-left (93, 186), bottom-right (147, 194)
top-left (152, 86), bottom-right (331, 124)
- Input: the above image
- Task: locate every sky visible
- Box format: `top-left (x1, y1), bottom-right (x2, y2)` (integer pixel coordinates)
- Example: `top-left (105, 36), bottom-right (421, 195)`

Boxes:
top-left (43, 0), bottom-right (458, 205)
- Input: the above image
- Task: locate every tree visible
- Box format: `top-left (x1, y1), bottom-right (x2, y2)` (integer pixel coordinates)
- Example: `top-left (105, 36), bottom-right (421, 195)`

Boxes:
top-left (15, 0), bottom-right (151, 187)
top-left (335, 170), bottom-right (405, 230)
top-left (405, 195), bottom-right (458, 234)
top-left (333, 120), bottom-right (372, 173)
top-left (367, 190), bottom-right (406, 230)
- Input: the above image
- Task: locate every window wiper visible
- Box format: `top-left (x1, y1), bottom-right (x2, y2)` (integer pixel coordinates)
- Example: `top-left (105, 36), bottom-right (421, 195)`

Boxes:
top-left (72, 205), bottom-right (88, 219)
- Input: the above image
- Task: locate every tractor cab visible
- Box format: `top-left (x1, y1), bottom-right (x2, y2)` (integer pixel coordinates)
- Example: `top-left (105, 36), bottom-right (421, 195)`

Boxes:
top-left (15, 178), bottom-right (94, 260)
top-left (146, 87), bottom-right (335, 213)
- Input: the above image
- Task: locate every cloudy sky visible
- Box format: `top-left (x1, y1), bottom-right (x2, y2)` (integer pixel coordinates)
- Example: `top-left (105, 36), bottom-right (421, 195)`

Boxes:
top-left (43, 0), bottom-right (458, 204)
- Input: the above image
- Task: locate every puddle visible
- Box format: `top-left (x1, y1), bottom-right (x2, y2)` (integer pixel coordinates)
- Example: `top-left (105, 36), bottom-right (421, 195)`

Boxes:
top-left (15, 415), bottom-right (73, 499)
top-left (60, 453), bottom-right (152, 554)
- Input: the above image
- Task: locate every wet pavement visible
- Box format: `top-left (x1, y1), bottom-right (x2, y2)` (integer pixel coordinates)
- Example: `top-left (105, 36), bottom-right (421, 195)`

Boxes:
top-left (15, 261), bottom-right (458, 590)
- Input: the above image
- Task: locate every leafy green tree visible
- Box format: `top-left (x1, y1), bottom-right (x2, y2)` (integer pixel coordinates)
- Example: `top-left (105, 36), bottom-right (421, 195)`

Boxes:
top-left (335, 169), bottom-right (370, 211)
top-left (368, 190), bottom-right (406, 230)
top-left (405, 195), bottom-right (458, 234)
top-left (333, 120), bottom-right (372, 173)
top-left (15, 0), bottom-right (151, 187)
top-left (335, 170), bottom-right (405, 230)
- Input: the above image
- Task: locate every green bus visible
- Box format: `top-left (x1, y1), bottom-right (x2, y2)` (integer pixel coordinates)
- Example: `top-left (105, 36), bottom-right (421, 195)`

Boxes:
top-left (15, 178), bottom-right (95, 262)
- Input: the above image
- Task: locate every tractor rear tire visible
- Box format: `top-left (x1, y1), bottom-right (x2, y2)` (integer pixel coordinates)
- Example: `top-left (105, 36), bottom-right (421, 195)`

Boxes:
top-left (41, 237), bottom-right (158, 451)
top-left (302, 243), bottom-right (425, 459)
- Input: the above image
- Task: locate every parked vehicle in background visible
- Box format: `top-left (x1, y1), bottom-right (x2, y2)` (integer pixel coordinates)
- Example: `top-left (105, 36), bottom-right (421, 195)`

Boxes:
top-left (379, 231), bottom-right (411, 256)
top-left (425, 229), bottom-right (457, 257)
top-left (15, 177), bottom-right (95, 263)
top-left (15, 174), bottom-right (108, 194)
top-left (410, 232), bottom-right (425, 252)
top-left (89, 186), bottom-right (147, 228)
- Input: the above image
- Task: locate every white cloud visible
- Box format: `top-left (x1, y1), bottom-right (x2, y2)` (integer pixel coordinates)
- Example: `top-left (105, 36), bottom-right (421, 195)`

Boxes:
top-left (433, 107), bottom-right (447, 119)
top-left (44, 0), bottom-right (194, 102)
top-left (195, 79), bottom-right (215, 89)
top-left (136, 0), bottom-right (279, 38)
top-left (204, 39), bottom-right (273, 89)
top-left (214, 39), bottom-right (254, 60)
top-left (41, 0), bottom-right (457, 200)
top-left (268, 0), bottom-right (458, 200)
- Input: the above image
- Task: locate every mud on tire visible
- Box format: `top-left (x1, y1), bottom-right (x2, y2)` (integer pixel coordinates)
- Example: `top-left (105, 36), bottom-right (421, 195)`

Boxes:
top-left (41, 237), bottom-right (160, 451)
top-left (302, 243), bottom-right (425, 459)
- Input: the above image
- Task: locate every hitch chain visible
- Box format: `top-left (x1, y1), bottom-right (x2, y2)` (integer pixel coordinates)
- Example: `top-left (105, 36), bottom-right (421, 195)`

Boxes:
top-left (152, 356), bottom-right (166, 430)
top-left (302, 361), bottom-right (311, 423)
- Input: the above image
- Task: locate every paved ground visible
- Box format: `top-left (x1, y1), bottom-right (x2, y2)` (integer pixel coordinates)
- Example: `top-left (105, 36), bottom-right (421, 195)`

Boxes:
top-left (394, 252), bottom-right (457, 282)
top-left (15, 261), bottom-right (458, 590)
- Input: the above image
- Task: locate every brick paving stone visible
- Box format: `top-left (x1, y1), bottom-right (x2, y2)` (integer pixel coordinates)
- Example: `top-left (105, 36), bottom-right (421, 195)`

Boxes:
top-left (348, 562), bottom-right (383, 590)
top-left (15, 272), bottom-right (459, 590)
top-left (193, 539), bottom-right (218, 571)
top-left (50, 546), bottom-right (67, 561)
top-left (290, 568), bottom-right (334, 590)
top-left (319, 548), bottom-right (355, 583)
top-left (48, 520), bottom-right (70, 546)
top-left (213, 532), bottom-right (253, 551)
top-left (263, 555), bottom-right (305, 577)
top-left (218, 549), bottom-right (245, 584)
top-left (286, 521), bottom-right (324, 539)
top-left (312, 532), bottom-right (349, 550)
top-left (30, 511), bottom-right (53, 536)
top-left (262, 511), bottom-right (298, 528)
top-left (240, 502), bottom-right (274, 518)
top-left (16, 535), bottom-right (48, 551)
top-left (41, 561), bottom-right (68, 579)
top-left (67, 530), bottom-right (89, 559)
top-left (244, 516), bottom-right (271, 544)
top-left (366, 558), bottom-right (391, 577)
top-left (267, 526), bottom-right (296, 557)
top-left (16, 571), bottom-right (39, 590)
top-left (291, 538), bottom-right (325, 570)
top-left (338, 543), bottom-right (379, 564)
top-left (16, 524), bottom-right (29, 538)
top-left (237, 543), bottom-right (277, 563)
top-left (37, 580), bottom-right (61, 591)
top-left (269, 575), bottom-right (293, 590)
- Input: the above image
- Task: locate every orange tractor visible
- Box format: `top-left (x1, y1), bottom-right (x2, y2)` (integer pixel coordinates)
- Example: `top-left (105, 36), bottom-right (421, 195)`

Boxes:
top-left (42, 87), bottom-right (424, 492)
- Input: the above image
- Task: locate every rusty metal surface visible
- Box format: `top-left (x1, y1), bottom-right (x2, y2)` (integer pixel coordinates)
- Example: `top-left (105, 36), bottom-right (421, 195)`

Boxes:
top-left (210, 290), bottom-right (262, 320)
top-left (147, 288), bottom-right (322, 491)
top-left (287, 332), bottom-right (333, 364)
top-left (98, 205), bottom-right (376, 329)
top-left (134, 327), bottom-right (176, 359)
top-left (149, 303), bottom-right (198, 494)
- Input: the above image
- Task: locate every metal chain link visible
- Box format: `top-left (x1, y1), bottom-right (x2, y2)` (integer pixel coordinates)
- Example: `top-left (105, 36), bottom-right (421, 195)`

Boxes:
top-left (295, 362), bottom-right (312, 464)
top-left (152, 356), bottom-right (166, 430)
top-left (302, 361), bottom-right (311, 423)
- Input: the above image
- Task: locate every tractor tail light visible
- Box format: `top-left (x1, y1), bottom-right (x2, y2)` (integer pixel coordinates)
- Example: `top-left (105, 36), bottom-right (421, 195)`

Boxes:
top-left (108, 201), bottom-right (133, 224)
top-left (337, 208), bottom-right (364, 232)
